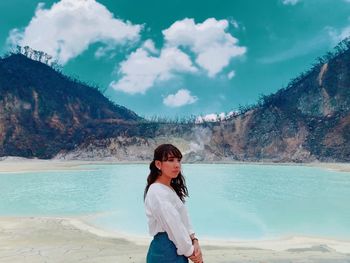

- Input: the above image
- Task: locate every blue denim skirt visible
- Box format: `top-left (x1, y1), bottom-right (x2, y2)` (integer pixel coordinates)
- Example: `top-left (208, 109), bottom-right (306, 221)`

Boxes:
top-left (146, 232), bottom-right (189, 263)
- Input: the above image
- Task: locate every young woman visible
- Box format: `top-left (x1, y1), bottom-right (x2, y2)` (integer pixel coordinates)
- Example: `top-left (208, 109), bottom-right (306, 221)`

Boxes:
top-left (144, 144), bottom-right (203, 263)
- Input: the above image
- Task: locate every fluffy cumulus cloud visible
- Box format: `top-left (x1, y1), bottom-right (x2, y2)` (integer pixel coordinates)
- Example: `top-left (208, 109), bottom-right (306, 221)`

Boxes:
top-left (7, 0), bottom-right (141, 64)
top-left (163, 18), bottom-right (246, 77)
top-left (112, 18), bottom-right (246, 95)
top-left (110, 41), bottom-right (197, 94)
top-left (163, 89), bottom-right (198, 107)
top-left (282, 0), bottom-right (300, 5)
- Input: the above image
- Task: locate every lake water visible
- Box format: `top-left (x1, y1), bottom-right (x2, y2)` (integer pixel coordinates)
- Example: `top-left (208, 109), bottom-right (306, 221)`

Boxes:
top-left (0, 163), bottom-right (349, 240)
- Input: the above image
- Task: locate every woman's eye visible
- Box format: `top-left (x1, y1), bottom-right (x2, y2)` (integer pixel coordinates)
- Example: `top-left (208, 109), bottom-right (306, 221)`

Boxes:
top-left (167, 158), bottom-right (181, 162)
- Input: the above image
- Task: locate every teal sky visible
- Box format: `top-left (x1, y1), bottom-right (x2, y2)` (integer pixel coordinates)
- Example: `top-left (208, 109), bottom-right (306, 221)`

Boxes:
top-left (1, 0), bottom-right (350, 120)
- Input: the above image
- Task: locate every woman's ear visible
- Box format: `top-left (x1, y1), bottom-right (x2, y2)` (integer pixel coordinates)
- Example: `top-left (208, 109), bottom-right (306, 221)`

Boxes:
top-left (155, 160), bottom-right (161, 170)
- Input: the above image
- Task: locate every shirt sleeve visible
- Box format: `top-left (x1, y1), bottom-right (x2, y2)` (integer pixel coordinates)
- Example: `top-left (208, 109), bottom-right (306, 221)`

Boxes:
top-left (181, 205), bottom-right (195, 236)
top-left (148, 192), bottom-right (194, 257)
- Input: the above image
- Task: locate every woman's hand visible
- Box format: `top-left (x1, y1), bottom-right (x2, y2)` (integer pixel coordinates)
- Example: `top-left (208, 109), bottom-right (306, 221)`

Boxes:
top-left (189, 240), bottom-right (203, 263)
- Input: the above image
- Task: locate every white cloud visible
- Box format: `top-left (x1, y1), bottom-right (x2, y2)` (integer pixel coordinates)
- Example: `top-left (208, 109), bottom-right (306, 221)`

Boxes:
top-left (163, 18), bottom-right (246, 77)
top-left (6, 29), bottom-right (22, 48)
top-left (282, 0), bottom-right (300, 5)
top-left (196, 113), bottom-right (218, 123)
top-left (338, 27), bottom-right (350, 41)
top-left (229, 19), bottom-right (239, 29)
top-left (110, 45), bottom-right (197, 94)
top-left (195, 111), bottom-right (237, 123)
top-left (327, 25), bottom-right (350, 45)
top-left (142, 39), bottom-right (158, 54)
top-left (163, 89), bottom-right (198, 107)
top-left (7, 0), bottom-right (142, 64)
top-left (94, 44), bottom-right (117, 59)
top-left (227, 71), bottom-right (235, 79)
top-left (111, 17), bottom-right (245, 95)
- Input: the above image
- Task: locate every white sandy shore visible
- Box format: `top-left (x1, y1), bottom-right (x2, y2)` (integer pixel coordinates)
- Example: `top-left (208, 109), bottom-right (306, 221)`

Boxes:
top-left (1, 157), bottom-right (350, 173)
top-left (0, 157), bottom-right (149, 173)
top-left (0, 216), bottom-right (349, 263)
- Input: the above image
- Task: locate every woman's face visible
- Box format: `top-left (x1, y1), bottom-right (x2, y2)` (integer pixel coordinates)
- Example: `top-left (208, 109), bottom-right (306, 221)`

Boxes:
top-left (156, 154), bottom-right (181, 179)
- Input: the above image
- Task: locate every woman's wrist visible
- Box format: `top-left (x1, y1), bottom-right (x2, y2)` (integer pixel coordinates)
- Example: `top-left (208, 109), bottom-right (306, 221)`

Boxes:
top-left (191, 237), bottom-right (198, 244)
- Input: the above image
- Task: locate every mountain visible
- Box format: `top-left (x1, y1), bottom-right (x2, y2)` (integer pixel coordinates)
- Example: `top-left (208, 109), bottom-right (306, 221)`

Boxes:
top-left (0, 53), bottom-right (142, 158)
top-left (1, 38), bottom-right (350, 162)
top-left (224, 40), bottom-right (350, 162)
top-left (57, 40), bottom-right (350, 162)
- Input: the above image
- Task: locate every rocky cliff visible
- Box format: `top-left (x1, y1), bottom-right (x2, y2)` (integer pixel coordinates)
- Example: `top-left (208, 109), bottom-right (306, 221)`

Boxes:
top-left (0, 54), bottom-right (141, 158)
top-left (57, 41), bottom-right (350, 162)
top-left (1, 39), bottom-right (350, 162)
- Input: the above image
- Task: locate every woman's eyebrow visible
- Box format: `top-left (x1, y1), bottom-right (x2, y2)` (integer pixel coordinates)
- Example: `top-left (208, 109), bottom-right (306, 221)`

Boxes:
top-left (168, 157), bottom-right (181, 160)
top-left (167, 156), bottom-right (180, 160)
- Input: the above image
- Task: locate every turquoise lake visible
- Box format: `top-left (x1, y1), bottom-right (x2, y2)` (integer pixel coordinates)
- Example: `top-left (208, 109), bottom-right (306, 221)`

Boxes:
top-left (0, 163), bottom-right (349, 240)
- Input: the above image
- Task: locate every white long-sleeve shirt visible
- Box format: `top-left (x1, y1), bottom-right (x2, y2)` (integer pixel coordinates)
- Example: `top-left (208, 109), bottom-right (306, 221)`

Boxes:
top-left (144, 182), bottom-right (195, 257)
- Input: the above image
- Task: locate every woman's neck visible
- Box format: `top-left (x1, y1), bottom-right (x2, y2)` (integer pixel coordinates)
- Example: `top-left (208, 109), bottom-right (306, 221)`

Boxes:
top-left (155, 176), bottom-right (171, 187)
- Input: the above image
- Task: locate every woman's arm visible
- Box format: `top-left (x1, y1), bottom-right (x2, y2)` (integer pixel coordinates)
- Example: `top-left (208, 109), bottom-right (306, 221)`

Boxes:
top-left (146, 193), bottom-right (194, 257)
top-left (182, 205), bottom-right (195, 236)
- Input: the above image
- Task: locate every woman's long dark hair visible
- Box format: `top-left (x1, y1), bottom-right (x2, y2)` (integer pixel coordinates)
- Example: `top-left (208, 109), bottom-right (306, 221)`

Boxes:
top-left (144, 144), bottom-right (189, 203)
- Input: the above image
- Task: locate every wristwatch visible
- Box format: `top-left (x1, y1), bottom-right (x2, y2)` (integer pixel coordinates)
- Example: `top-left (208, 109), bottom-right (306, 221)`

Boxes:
top-left (191, 237), bottom-right (198, 243)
